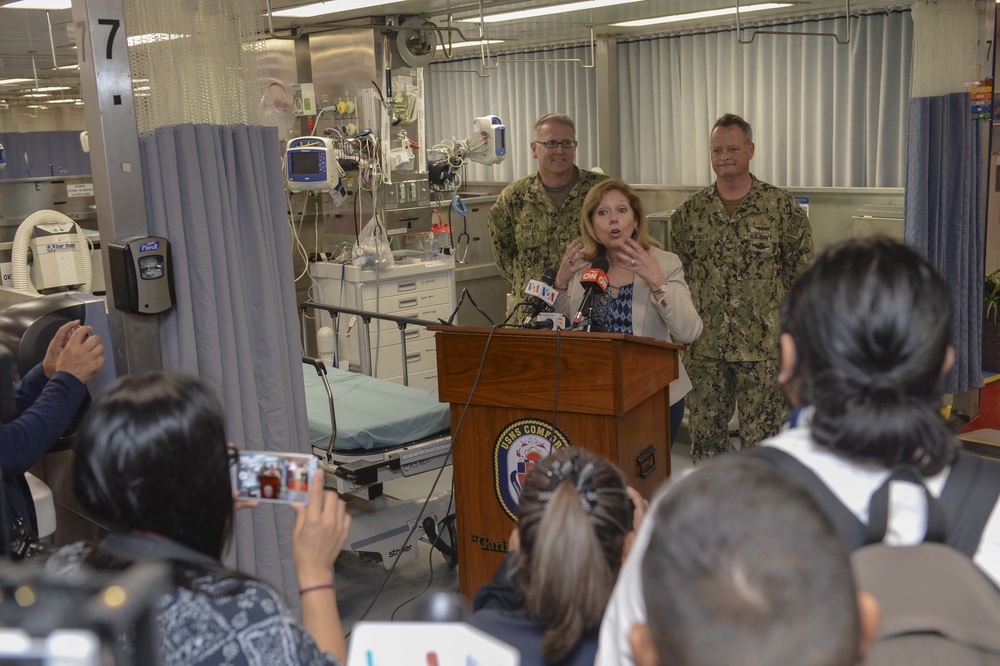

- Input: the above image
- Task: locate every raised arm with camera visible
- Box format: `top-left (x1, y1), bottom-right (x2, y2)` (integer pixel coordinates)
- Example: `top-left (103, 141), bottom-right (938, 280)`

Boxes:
top-left (295, 469), bottom-right (351, 661)
top-left (3, 319), bottom-right (105, 547)
top-left (47, 373), bottom-right (349, 666)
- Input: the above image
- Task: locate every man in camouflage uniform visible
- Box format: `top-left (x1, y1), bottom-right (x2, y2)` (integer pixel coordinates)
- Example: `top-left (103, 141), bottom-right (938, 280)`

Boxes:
top-left (671, 113), bottom-right (813, 461)
top-left (488, 113), bottom-right (608, 316)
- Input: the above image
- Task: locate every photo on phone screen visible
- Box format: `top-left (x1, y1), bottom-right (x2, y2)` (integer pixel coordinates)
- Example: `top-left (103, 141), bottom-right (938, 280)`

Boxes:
top-left (232, 451), bottom-right (317, 505)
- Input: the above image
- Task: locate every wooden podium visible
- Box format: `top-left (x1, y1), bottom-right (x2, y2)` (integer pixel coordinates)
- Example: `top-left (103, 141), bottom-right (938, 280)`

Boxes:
top-left (431, 326), bottom-right (680, 598)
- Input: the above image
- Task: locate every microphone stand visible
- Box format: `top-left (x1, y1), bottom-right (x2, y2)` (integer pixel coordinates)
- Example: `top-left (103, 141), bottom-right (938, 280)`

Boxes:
top-left (570, 298), bottom-right (595, 331)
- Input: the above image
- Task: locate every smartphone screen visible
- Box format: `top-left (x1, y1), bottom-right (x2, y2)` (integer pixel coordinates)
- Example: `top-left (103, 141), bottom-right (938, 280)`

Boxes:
top-left (232, 450), bottom-right (317, 504)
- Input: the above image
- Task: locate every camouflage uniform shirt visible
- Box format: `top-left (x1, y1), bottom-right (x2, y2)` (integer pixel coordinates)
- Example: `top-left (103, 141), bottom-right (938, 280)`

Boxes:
top-left (488, 167), bottom-right (608, 310)
top-left (671, 175), bottom-right (813, 362)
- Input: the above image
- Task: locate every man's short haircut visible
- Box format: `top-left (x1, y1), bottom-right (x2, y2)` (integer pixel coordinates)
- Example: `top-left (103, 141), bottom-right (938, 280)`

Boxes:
top-left (712, 112), bottom-right (753, 144)
top-left (641, 456), bottom-right (860, 666)
top-left (534, 113), bottom-right (576, 139)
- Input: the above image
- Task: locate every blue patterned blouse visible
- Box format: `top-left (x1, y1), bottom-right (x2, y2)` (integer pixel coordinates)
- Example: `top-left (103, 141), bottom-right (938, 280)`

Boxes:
top-left (591, 282), bottom-right (634, 334)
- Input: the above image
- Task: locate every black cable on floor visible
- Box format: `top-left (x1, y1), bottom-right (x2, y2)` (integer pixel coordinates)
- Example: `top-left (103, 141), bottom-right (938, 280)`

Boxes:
top-left (344, 326), bottom-right (498, 635)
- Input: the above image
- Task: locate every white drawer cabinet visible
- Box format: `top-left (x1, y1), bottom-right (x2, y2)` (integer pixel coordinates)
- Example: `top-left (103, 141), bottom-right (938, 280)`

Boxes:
top-left (310, 257), bottom-right (457, 387)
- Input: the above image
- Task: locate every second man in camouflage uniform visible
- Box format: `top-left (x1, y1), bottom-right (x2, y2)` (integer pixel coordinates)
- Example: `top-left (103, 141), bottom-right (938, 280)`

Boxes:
top-left (488, 113), bottom-right (608, 317)
top-left (671, 113), bottom-right (813, 461)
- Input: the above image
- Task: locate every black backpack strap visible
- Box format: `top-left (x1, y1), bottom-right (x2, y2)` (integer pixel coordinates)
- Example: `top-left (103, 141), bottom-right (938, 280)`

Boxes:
top-left (743, 447), bottom-right (869, 551)
top-left (865, 466), bottom-right (948, 545)
top-left (938, 452), bottom-right (1000, 558)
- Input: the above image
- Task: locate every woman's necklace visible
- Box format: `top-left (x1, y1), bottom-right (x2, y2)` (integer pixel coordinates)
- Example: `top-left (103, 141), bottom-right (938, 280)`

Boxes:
top-left (606, 265), bottom-right (634, 298)
top-left (606, 280), bottom-right (631, 298)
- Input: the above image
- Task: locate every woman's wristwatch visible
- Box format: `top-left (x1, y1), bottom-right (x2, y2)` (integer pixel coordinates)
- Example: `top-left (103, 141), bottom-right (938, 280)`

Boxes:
top-left (652, 284), bottom-right (668, 301)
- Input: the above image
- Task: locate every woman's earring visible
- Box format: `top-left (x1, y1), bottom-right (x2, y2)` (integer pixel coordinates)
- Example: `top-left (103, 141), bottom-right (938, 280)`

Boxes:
top-left (631, 227), bottom-right (638, 238)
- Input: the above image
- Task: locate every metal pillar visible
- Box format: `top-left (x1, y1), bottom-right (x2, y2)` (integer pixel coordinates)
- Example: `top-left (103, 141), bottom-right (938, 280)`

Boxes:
top-left (72, 0), bottom-right (162, 375)
top-left (596, 35), bottom-right (621, 179)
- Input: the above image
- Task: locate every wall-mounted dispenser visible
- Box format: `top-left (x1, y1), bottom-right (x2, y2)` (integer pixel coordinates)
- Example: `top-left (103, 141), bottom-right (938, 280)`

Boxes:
top-left (108, 236), bottom-right (175, 315)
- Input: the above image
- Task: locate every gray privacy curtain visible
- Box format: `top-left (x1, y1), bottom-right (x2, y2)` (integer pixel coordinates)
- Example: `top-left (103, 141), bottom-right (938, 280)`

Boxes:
top-left (140, 123), bottom-right (309, 607)
top-left (904, 93), bottom-right (984, 394)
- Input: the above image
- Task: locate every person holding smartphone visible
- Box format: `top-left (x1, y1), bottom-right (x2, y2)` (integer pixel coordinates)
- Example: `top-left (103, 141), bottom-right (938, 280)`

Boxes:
top-left (2, 319), bottom-right (105, 558)
top-left (47, 372), bottom-right (351, 665)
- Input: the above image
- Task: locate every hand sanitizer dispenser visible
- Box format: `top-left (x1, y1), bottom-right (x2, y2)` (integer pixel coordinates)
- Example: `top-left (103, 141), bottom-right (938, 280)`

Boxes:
top-left (108, 236), bottom-right (175, 315)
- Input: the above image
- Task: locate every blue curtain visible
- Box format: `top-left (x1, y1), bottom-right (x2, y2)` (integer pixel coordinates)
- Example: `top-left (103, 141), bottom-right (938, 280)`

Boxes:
top-left (904, 92), bottom-right (984, 394)
top-left (0, 131), bottom-right (90, 179)
top-left (140, 124), bottom-right (310, 607)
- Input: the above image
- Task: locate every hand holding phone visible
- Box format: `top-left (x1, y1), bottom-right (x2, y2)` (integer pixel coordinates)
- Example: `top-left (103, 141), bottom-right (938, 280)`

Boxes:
top-left (232, 450), bottom-right (318, 505)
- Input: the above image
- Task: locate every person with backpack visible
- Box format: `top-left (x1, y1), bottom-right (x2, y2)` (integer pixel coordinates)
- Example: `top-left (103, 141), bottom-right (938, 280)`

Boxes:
top-left (596, 236), bottom-right (1000, 665)
top-left (629, 455), bottom-right (880, 666)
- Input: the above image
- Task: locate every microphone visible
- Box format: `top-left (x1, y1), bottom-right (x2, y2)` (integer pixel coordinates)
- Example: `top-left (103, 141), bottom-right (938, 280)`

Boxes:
top-left (573, 256), bottom-right (610, 326)
top-left (524, 312), bottom-right (567, 330)
top-left (522, 268), bottom-right (558, 325)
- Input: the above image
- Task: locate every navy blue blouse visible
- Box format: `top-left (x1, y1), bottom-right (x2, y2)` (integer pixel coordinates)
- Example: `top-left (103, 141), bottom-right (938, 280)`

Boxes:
top-left (591, 282), bottom-right (634, 334)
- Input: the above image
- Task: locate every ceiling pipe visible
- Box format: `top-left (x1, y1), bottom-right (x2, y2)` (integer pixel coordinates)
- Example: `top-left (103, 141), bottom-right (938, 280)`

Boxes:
top-left (737, 0), bottom-right (852, 44)
top-left (46, 11), bottom-right (59, 68)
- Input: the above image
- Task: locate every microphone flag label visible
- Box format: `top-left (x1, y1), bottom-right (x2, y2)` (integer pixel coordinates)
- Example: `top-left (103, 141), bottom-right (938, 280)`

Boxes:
top-left (580, 267), bottom-right (609, 292)
top-left (493, 418), bottom-right (572, 521)
top-left (524, 279), bottom-right (557, 305)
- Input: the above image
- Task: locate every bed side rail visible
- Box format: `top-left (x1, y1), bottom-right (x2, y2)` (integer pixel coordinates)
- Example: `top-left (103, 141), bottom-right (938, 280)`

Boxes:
top-left (299, 301), bottom-right (445, 385)
top-left (301, 356), bottom-right (338, 461)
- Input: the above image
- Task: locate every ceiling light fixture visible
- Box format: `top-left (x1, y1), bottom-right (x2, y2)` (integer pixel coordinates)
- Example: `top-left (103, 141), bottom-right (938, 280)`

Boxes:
top-left (0, 78), bottom-right (33, 86)
top-left (460, 0), bottom-right (639, 24)
top-left (1, 0), bottom-right (71, 9)
top-left (273, 0), bottom-right (408, 18)
top-left (30, 85), bottom-right (70, 92)
top-left (612, 2), bottom-right (792, 28)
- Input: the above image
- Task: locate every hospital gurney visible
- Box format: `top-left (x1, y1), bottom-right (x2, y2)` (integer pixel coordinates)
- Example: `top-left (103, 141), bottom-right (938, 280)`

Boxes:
top-left (300, 302), bottom-right (457, 568)
top-left (302, 357), bottom-right (452, 493)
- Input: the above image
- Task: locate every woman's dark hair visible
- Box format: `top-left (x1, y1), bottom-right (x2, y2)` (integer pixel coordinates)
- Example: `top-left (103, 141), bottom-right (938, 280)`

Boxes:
top-left (516, 447), bottom-right (631, 663)
top-left (74, 372), bottom-right (234, 560)
top-left (780, 236), bottom-right (958, 475)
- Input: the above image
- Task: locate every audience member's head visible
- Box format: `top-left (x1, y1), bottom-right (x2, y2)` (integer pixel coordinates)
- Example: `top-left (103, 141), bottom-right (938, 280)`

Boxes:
top-left (778, 236), bottom-right (957, 475)
top-left (516, 447), bottom-right (632, 663)
top-left (630, 457), bottom-right (879, 666)
top-left (74, 372), bottom-right (233, 559)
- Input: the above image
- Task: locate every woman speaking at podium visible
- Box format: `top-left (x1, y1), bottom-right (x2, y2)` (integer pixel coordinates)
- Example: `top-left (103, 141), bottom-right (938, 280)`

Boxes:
top-left (553, 179), bottom-right (702, 444)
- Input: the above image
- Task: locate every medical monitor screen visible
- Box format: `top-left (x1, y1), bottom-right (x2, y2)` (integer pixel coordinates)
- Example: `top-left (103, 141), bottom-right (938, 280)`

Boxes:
top-left (496, 127), bottom-right (506, 152)
top-left (290, 151), bottom-right (321, 176)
